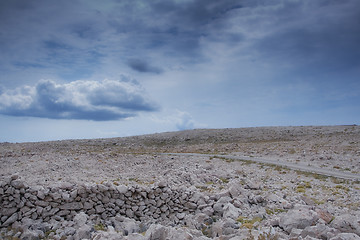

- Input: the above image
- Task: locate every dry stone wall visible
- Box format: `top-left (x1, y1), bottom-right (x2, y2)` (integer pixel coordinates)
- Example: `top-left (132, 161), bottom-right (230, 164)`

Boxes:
top-left (0, 175), bottom-right (206, 227)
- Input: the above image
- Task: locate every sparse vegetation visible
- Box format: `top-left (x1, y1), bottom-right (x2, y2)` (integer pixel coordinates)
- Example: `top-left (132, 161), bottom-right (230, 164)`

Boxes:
top-left (236, 216), bottom-right (263, 229)
top-left (94, 223), bottom-right (106, 231)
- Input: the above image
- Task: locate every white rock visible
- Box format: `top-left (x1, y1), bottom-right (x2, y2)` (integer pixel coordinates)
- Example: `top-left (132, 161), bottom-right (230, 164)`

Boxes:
top-left (74, 212), bottom-right (88, 227)
top-left (176, 212), bottom-right (186, 220)
top-left (223, 203), bottom-right (241, 220)
top-left (228, 181), bottom-right (243, 198)
top-left (117, 185), bottom-right (128, 194)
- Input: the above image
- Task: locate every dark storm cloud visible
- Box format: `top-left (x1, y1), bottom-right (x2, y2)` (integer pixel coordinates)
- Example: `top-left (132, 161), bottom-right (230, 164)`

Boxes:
top-left (127, 59), bottom-right (163, 74)
top-left (0, 78), bottom-right (158, 121)
top-left (253, 0), bottom-right (360, 74)
top-left (108, 0), bottom-right (243, 59)
top-left (0, 0), bottom-right (244, 80)
top-left (150, 0), bottom-right (242, 28)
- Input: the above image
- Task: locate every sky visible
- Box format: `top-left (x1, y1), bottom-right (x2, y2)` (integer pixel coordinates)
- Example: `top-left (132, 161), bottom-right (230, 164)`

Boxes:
top-left (0, 0), bottom-right (359, 142)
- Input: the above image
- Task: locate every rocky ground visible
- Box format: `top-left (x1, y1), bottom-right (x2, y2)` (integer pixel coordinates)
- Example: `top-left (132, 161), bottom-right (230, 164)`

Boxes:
top-left (1, 125), bottom-right (360, 239)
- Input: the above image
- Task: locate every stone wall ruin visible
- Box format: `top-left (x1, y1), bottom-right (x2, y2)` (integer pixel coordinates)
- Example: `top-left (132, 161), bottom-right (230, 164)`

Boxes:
top-left (0, 175), bottom-right (206, 228)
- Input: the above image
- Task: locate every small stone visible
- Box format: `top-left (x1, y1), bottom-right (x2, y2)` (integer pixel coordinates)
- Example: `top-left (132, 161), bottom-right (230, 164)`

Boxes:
top-left (126, 209), bottom-right (134, 218)
top-left (329, 233), bottom-right (360, 240)
top-left (1, 207), bottom-right (18, 216)
top-left (176, 212), bottom-right (186, 219)
top-left (59, 202), bottom-right (83, 210)
top-left (64, 227), bottom-right (76, 236)
top-left (70, 189), bottom-right (78, 199)
top-left (74, 212), bottom-right (88, 227)
top-left (11, 174), bottom-right (19, 180)
top-left (117, 185), bottom-right (128, 194)
top-left (223, 203), bottom-right (241, 220)
top-left (95, 205), bottom-right (105, 213)
top-left (160, 205), bottom-right (168, 212)
top-left (97, 184), bottom-right (109, 192)
top-left (184, 202), bottom-right (197, 210)
top-left (157, 180), bottom-right (167, 188)
top-left (145, 224), bottom-right (167, 239)
top-left (57, 210), bottom-right (70, 216)
top-left (37, 190), bottom-right (45, 200)
top-left (59, 182), bottom-right (73, 190)
top-left (102, 196), bottom-right (110, 204)
top-left (35, 200), bottom-right (49, 207)
top-left (115, 199), bottom-right (124, 207)
top-left (49, 192), bottom-right (61, 200)
top-left (21, 229), bottom-right (43, 240)
top-left (74, 225), bottom-right (92, 240)
top-left (84, 201), bottom-right (94, 209)
top-left (11, 180), bottom-right (25, 189)
top-left (3, 212), bottom-right (18, 226)
top-left (316, 209), bottom-right (334, 224)
top-left (245, 180), bottom-right (261, 190)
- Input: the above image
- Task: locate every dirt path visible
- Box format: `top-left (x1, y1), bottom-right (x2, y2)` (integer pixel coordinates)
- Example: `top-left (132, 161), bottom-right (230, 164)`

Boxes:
top-left (164, 152), bottom-right (360, 180)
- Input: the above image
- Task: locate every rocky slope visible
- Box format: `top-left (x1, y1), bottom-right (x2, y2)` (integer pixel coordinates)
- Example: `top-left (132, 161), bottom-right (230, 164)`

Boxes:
top-left (1, 125), bottom-right (360, 239)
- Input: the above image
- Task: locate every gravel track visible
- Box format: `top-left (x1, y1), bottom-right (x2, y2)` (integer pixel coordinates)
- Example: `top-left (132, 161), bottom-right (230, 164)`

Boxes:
top-left (165, 152), bottom-right (360, 180)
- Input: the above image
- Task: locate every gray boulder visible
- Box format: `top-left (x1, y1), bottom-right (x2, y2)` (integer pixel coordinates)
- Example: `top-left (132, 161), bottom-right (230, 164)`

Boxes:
top-left (331, 214), bottom-right (360, 236)
top-left (145, 224), bottom-right (168, 240)
top-left (74, 225), bottom-right (92, 240)
top-left (279, 207), bottom-right (319, 233)
top-left (300, 224), bottom-right (340, 239)
top-left (223, 203), bottom-right (241, 220)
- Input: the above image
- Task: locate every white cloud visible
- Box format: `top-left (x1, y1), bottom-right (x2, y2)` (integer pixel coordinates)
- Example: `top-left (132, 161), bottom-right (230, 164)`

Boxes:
top-left (175, 111), bottom-right (195, 130)
top-left (0, 78), bottom-right (158, 121)
top-left (150, 110), bottom-right (201, 131)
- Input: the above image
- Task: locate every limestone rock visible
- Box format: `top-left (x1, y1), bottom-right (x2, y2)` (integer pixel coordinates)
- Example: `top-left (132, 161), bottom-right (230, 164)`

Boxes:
top-left (60, 202), bottom-right (83, 210)
top-left (223, 203), bottom-right (241, 220)
top-left (21, 229), bottom-right (44, 240)
top-left (316, 208), bottom-right (334, 224)
top-left (228, 181), bottom-right (243, 198)
top-left (11, 180), bottom-right (25, 189)
top-left (1, 207), bottom-right (18, 216)
top-left (145, 224), bottom-right (168, 240)
top-left (74, 212), bottom-right (88, 227)
top-left (279, 207), bottom-right (319, 233)
top-left (331, 214), bottom-right (360, 236)
top-left (117, 185), bottom-right (128, 194)
top-left (244, 180), bottom-right (261, 190)
top-left (300, 224), bottom-right (340, 240)
top-left (330, 233), bottom-right (360, 240)
top-left (74, 225), bottom-right (92, 240)
top-left (2, 212), bottom-right (18, 226)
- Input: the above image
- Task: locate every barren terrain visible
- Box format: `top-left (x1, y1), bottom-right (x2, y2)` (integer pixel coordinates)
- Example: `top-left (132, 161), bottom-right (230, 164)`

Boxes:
top-left (1, 125), bottom-right (360, 239)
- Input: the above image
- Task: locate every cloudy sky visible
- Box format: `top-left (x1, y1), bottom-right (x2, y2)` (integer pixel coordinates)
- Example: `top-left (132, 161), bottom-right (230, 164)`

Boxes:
top-left (1, 0), bottom-right (359, 142)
